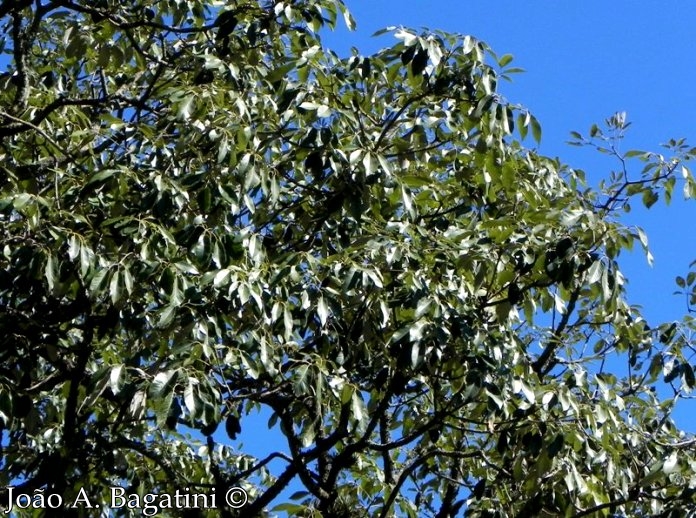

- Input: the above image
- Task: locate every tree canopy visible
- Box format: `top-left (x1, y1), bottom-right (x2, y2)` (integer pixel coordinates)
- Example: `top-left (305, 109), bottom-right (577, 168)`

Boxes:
top-left (2, 0), bottom-right (696, 516)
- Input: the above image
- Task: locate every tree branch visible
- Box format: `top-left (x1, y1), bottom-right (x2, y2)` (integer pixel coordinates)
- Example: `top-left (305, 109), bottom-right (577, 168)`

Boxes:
top-left (532, 286), bottom-right (581, 377)
top-left (379, 448), bottom-right (482, 518)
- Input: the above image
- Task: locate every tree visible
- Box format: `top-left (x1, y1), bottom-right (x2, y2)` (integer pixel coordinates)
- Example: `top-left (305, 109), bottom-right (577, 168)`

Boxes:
top-left (2, 0), bottom-right (696, 516)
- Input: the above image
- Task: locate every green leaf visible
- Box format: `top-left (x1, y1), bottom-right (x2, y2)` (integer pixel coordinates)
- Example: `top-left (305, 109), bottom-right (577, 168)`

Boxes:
top-left (294, 365), bottom-right (310, 395)
top-left (272, 504), bottom-right (307, 514)
top-left (266, 63), bottom-right (295, 83)
top-left (300, 421), bottom-right (316, 447)
top-left (150, 370), bottom-right (180, 399)
top-left (363, 153), bottom-right (377, 178)
top-left (89, 269), bottom-right (109, 296)
top-left (518, 113), bottom-right (529, 140)
top-left (184, 378), bottom-right (201, 418)
top-left (624, 150), bottom-right (646, 158)
top-left (317, 296), bottom-right (329, 326)
top-left (178, 95), bottom-right (195, 120)
top-left (401, 175), bottom-right (431, 188)
top-left (12, 193), bottom-right (32, 209)
top-left (109, 364), bottom-right (125, 395)
top-left (351, 391), bottom-right (366, 425)
top-left (67, 235), bottom-right (80, 260)
top-left (343, 9), bottom-right (356, 31)
top-left (86, 169), bottom-right (117, 185)
top-left (122, 266), bottom-right (133, 295)
top-left (682, 363), bottom-right (695, 389)
top-left (498, 53), bottom-right (514, 67)
top-left (109, 269), bottom-right (120, 304)
top-left (44, 254), bottom-right (57, 292)
top-left (642, 189), bottom-right (659, 208)
top-left (80, 245), bottom-right (93, 277)
top-left (157, 303), bottom-right (177, 328)
top-left (586, 260), bottom-right (603, 284)
top-left (530, 115), bottom-right (542, 144)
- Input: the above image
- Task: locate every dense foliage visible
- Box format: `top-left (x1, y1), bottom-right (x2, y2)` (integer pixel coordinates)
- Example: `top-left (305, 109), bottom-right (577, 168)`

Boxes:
top-left (2, 0), bottom-right (696, 516)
